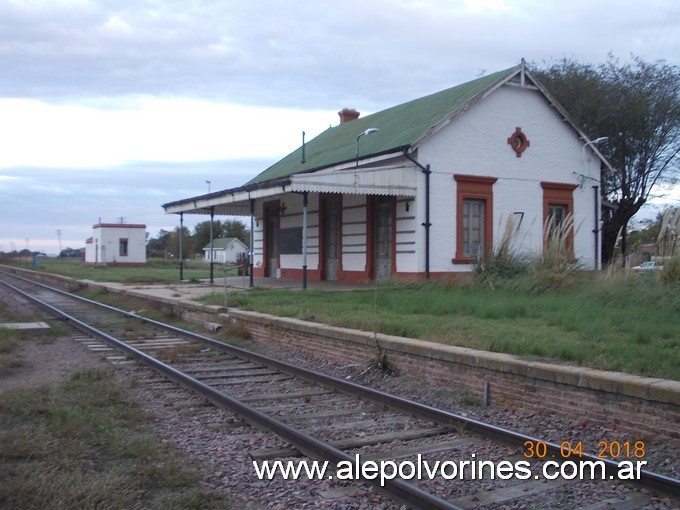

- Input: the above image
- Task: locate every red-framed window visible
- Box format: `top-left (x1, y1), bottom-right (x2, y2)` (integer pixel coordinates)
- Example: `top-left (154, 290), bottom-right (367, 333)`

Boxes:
top-left (541, 182), bottom-right (578, 256)
top-left (453, 174), bottom-right (497, 264)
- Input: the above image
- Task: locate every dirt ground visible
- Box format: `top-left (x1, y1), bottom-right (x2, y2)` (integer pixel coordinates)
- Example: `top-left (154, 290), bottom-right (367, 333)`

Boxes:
top-left (0, 335), bottom-right (108, 393)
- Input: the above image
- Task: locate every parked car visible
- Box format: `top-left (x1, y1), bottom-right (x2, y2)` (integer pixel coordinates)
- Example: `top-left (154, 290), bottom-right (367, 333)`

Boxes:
top-left (632, 261), bottom-right (663, 274)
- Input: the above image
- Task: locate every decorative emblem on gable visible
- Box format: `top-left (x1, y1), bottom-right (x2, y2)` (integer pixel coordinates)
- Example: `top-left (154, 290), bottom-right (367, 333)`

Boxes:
top-left (507, 127), bottom-right (530, 157)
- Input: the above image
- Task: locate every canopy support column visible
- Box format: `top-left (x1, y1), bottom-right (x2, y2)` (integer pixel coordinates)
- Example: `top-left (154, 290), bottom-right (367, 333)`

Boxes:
top-left (302, 192), bottom-right (308, 290)
top-left (404, 153), bottom-right (431, 280)
top-left (249, 198), bottom-right (255, 288)
top-left (209, 207), bottom-right (215, 284)
top-left (179, 212), bottom-right (184, 281)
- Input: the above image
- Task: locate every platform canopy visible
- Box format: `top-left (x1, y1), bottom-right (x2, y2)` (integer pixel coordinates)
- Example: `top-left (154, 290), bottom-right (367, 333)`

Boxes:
top-left (289, 163), bottom-right (417, 196)
top-left (162, 161), bottom-right (418, 217)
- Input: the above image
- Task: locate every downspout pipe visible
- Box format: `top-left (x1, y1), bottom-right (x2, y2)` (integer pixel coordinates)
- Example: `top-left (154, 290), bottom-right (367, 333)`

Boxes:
top-left (592, 185), bottom-right (599, 271)
top-left (404, 152), bottom-right (431, 280)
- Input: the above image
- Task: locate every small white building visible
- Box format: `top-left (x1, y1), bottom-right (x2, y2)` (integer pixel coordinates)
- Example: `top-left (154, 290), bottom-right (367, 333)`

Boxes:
top-left (84, 223), bottom-right (147, 266)
top-left (202, 237), bottom-right (249, 264)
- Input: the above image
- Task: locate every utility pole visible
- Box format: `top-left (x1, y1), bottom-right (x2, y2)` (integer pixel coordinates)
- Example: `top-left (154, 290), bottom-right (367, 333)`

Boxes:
top-left (56, 230), bottom-right (63, 259)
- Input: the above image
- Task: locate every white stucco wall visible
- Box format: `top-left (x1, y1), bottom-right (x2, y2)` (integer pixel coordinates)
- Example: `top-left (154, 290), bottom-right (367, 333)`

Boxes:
top-left (84, 240), bottom-right (95, 263)
top-left (417, 83), bottom-right (599, 272)
top-left (395, 197), bottom-right (418, 273)
top-left (278, 193), bottom-right (320, 272)
top-left (85, 224), bottom-right (146, 264)
top-left (253, 218), bottom-right (264, 271)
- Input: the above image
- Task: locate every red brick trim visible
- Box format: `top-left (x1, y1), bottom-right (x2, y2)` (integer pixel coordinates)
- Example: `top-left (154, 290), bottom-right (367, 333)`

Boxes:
top-left (93, 223), bottom-right (146, 229)
top-left (507, 127), bottom-right (530, 157)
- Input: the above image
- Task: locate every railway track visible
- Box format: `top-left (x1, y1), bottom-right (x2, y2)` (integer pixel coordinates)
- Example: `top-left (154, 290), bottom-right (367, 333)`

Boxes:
top-left (1, 271), bottom-right (678, 509)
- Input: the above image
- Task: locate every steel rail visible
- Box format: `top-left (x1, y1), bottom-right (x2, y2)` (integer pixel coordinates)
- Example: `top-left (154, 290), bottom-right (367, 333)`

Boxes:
top-left (0, 274), bottom-right (461, 510)
top-left (2, 271), bottom-right (679, 500)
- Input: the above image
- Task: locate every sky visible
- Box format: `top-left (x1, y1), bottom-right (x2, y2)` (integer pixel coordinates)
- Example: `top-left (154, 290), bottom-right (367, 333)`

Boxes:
top-left (1, 0), bottom-right (679, 254)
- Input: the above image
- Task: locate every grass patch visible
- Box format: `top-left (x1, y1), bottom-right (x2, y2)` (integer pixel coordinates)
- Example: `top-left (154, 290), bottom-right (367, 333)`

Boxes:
top-left (5, 255), bottom-right (678, 380)
top-left (201, 278), bottom-right (680, 381)
top-left (2, 257), bottom-right (237, 284)
top-left (0, 301), bottom-right (60, 378)
top-left (0, 367), bottom-right (229, 509)
top-left (0, 329), bottom-right (26, 377)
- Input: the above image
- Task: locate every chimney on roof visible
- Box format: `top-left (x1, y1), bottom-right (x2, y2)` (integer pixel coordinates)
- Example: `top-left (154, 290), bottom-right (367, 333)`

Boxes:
top-left (338, 108), bottom-right (360, 124)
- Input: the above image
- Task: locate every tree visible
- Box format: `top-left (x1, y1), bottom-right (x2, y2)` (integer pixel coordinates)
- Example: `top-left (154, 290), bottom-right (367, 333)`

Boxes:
top-left (627, 213), bottom-right (664, 251)
top-left (147, 229), bottom-right (173, 258)
top-left (191, 221), bottom-right (214, 256)
top-left (59, 247), bottom-right (84, 258)
top-left (221, 219), bottom-right (250, 246)
top-left (167, 226), bottom-right (191, 259)
top-left (534, 55), bottom-right (680, 264)
top-left (192, 219), bottom-right (250, 256)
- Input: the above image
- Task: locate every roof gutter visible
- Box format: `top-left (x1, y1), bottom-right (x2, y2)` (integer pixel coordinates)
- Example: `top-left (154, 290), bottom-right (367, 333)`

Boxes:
top-left (162, 149), bottom-right (410, 215)
top-left (162, 178), bottom-right (292, 214)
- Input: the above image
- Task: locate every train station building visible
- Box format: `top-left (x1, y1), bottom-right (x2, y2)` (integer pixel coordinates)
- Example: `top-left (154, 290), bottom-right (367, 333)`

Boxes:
top-left (162, 61), bottom-right (611, 284)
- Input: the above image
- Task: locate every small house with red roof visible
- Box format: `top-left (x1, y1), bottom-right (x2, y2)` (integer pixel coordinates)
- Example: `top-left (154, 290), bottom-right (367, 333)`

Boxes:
top-left (84, 223), bottom-right (147, 266)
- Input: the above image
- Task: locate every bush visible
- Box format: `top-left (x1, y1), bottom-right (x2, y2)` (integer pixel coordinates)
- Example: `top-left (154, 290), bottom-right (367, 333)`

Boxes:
top-left (475, 216), bottom-right (529, 289)
top-left (476, 214), bottom-right (584, 294)
top-left (527, 213), bottom-right (582, 293)
top-left (658, 256), bottom-right (680, 284)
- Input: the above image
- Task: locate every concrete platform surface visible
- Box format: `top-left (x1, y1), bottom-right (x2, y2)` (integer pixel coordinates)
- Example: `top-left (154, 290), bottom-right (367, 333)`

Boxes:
top-left (0, 322), bottom-right (51, 332)
top-left (96, 276), bottom-right (370, 304)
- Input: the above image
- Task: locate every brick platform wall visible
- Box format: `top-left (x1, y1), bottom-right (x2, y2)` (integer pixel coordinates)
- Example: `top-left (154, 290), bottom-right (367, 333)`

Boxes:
top-left (228, 309), bottom-right (680, 440)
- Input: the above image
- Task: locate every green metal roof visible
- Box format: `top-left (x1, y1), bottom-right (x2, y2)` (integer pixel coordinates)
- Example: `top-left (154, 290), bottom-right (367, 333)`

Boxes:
top-left (247, 66), bottom-right (516, 185)
top-left (202, 237), bottom-right (240, 250)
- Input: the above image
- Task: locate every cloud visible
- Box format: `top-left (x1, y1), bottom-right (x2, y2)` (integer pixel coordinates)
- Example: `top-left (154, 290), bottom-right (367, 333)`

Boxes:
top-left (0, 0), bottom-right (678, 253)
top-left (0, 158), bottom-right (264, 252)
top-left (0, 97), bottom-right (336, 168)
top-left (2, 0), bottom-right (677, 109)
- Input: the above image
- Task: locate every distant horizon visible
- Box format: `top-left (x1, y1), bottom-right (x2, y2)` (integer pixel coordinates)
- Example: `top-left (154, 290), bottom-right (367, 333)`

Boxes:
top-left (1, 0), bottom-right (678, 254)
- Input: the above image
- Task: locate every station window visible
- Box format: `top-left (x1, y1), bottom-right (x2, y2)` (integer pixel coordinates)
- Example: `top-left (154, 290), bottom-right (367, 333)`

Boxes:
top-left (541, 182), bottom-right (577, 256)
top-left (453, 174), bottom-right (497, 264)
top-left (462, 199), bottom-right (485, 258)
top-left (119, 238), bottom-right (129, 257)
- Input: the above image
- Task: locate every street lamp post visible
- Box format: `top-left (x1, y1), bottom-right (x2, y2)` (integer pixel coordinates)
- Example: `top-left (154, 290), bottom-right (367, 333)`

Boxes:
top-left (583, 137), bottom-right (608, 271)
top-left (355, 128), bottom-right (380, 167)
top-left (582, 136), bottom-right (608, 160)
